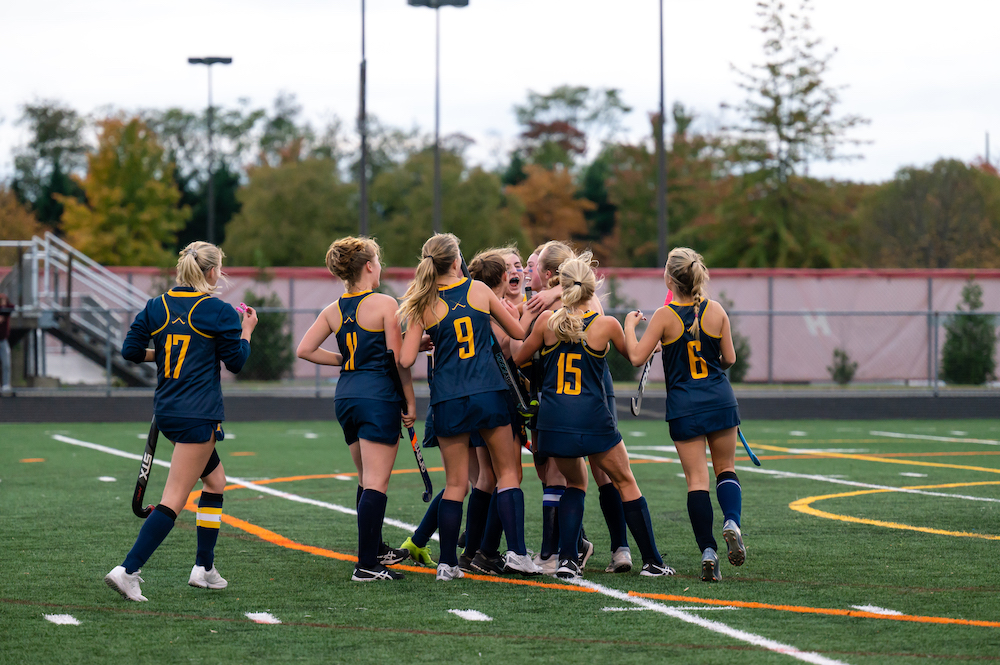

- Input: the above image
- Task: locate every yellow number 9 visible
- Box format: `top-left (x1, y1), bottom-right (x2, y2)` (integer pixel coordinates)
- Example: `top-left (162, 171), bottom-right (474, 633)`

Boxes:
top-left (454, 317), bottom-right (475, 359)
top-left (687, 340), bottom-right (708, 379)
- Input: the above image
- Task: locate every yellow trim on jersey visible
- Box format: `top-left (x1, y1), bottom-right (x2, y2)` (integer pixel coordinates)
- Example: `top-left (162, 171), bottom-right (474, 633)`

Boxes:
top-left (584, 343), bottom-right (609, 358)
top-left (540, 341), bottom-right (562, 357)
top-left (151, 295), bottom-right (170, 336)
top-left (333, 300), bottom-right (344, 334)
top-left (166, 289), bottom-right (207, 298)
top-left (187, 296), bottom-right (214, 339)
top-left (425, 297), bottom-right (449, 330)
top-left (342, 289), bottom-right (372, 298)
top-left (354, 293), bottom-right (385, 333)
top-left (700, 300), bottom-right (723, 339)
top-left (663, 305), bottom-right (685, 345)
top-left (437, 277), bottom-right (468, 291)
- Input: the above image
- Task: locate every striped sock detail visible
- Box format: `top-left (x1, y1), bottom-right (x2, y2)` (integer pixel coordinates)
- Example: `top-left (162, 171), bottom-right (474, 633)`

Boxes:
top-left (196, 492), bottom-right (224, 569)
top-left (196, 506), bottom-right (223, 529)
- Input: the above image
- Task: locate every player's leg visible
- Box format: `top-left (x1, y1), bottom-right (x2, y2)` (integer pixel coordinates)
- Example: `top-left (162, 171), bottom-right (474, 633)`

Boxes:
top-left (482, 425), bottom-right (538, 574)
top-left (354, 436), bottom-right (404, 581)
top-left (462, 447), bottom-right (496, 566)
top-left (675, 435), bottom-right (720, 580)
top-left (707, 427), bottom-right (745, 566)
top-left (553, 457), bottom-right (587, 579)
top-left (536, 458), bottom-right (565, 572)
top-left (435, 434), bottom-right (471, 579)
top-left (189, 452), bottom-right (228, 589)
top-left (590, 459), bottom-right (630, 572)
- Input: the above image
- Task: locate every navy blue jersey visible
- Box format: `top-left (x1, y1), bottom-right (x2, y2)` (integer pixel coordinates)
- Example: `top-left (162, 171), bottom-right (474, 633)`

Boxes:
top-left (334, 291), bottom-right (397, 402)
top-left (122, 287), bottom-right (250, 421)
top-left (426, 278), bottom-right (506, 405)
top-left (661, 301), bottom-right (738, 420)
top-left (536, 311), bottom-right (617, 436)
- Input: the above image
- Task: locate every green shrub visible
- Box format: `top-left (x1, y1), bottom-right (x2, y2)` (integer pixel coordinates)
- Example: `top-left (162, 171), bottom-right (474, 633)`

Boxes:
top-left (236, 290), bottom-right (294, 381)
top-left (827, 347), bottom-right (858, 385)
top-left (717, 293), bottom-right (751, 383)
top-left (941, 279), bottom-right (997, 385)
top-left (604, 276), bottom-right (639, 381)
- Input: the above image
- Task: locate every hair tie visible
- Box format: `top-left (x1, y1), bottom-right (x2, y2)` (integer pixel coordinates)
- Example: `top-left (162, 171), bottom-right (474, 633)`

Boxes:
top-left (187, 248), bottom-right (198, 257)
top-left (573, 281), bottom-right (582, 286)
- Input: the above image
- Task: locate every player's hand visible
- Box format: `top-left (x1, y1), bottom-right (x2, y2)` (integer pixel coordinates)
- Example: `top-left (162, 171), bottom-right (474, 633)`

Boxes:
top-left (625, 310), bottom-right (645, 327)
top-left (418, 333), bottom-right (434, 352)
top-left (501, 299), bottom-right (519, 318)
top-left (526, 288), bottom-right (558, 315)
top-left (241, 306), bottom-right (259, 334)
top-left (402, 401), bottom-right (417, 428)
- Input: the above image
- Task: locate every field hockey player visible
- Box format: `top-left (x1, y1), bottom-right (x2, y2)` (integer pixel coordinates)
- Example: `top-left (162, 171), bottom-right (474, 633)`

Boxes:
top-left (398, 233), bottom-right (540, 580)
top-left (296, 236), bottom-right (415, 582)
top-left (624, 247), bottom-right (746, 582)
top-left (105, 242), bottom-right (258, 601)
top-left (513, 252), bottom-right (675, 579)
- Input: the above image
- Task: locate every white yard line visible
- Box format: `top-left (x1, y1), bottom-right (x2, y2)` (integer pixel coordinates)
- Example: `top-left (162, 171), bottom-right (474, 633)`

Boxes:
top-left (574, 578), bottom-right (850, 665)
top-left (245, 612), bottom-right (281, 624)
top-left (44, 614), bottom-right (81, 625)
top-left (850, 605), bottom-right (902, 616)
top-left (53, 434), bottom-right (435, 540)
top-left (871, 431), bottom-right (1000, 446)
top-left (447, 609), bottom-right (492, 621)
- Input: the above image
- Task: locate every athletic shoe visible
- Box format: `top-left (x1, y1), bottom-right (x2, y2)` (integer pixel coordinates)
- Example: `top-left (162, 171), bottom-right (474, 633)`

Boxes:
top-left (458, 552), bottom-right (476, 573)
top-left (436, 563), bottom-right (465, 581)
top-left (503, 552), bottom-right (543, 576)
top-left (400, 536), bottom-right (436, 566)
top-left (352, 563), bottom-right (405, 582)
top-left (457, 529), bottom-right (467, 549)
top-left (533, 553), bottom-right (559, 576)
top-left (470, 551), bottom-right (505, 576)
top-left (578, 535), bottom-right (595, 569)
top-left (701, 548), bottom-right (722, 582)
top-left (188, 565), bottom-right (229, 589)
top-left (722, 520), bottom-right (746, 566)
top-left (378, 541), bottom-right (409, 566)
top-left (604, 546), bottom-right (633, 573)
top-left (639, 562), bottom-right (676, 577)
top-left (555, 559), bottom-right (583, 580)
top-left (105, 565), bottom-right (147, 602)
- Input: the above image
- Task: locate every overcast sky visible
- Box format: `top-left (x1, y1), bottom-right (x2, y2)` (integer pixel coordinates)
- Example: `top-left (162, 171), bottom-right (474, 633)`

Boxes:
top-left (2, 0), bottom-right (998, 183)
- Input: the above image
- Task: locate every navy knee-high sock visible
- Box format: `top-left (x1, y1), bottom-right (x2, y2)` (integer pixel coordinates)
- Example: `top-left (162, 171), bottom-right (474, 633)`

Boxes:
top-left (715, 471), bottom-right (743, 526)
top-left (412, 489), bottom-right (444, 547)
top-left (497, 487), bottom-right (527, 555)
top-left (195, 492), bottom-right (224, 569)
top-left (540, 485), bottom-right (564, 558)
top-left (357, 489), bottom-right (387, 567)
top-left (437, 499), bottom-right (464, 566)
top-left (687, 490), bottom-right (717, 553)
top-left (463, 488), bottom-right (492, 558)
top-left (622, 497), bottom-right (663, 565)
top-left (557, 488), bottom-right (586, 564)
top-left (356, 485), bottom-right (364, 508)
top-left (598, 482), bottom-right (628, 551)
top-left (122, 505), bottom-right (176, 574)
top-left (480, 490), bottom-right (503, 556)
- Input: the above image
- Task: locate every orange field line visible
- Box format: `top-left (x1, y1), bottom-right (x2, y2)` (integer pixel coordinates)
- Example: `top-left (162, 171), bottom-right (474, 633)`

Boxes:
top-left (183, 475), bottom-right (1000, 631)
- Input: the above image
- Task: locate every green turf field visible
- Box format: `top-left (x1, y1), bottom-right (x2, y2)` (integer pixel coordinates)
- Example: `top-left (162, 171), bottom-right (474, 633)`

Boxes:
top-left (2, 419), bottom-right (999, 664)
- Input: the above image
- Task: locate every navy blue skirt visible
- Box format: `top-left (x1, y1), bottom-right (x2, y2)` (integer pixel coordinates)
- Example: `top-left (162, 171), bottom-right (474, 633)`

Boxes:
top-left (156, 416), bottom-right (223, 444)
top-left (335, 397), bottom-right (402, 445)
top-left (669, 405), bottom-right (741, 442)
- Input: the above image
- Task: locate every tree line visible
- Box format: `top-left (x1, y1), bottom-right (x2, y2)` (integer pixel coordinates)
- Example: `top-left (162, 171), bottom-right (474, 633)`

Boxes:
top-left (3, 0), bottom-right (1000, 270)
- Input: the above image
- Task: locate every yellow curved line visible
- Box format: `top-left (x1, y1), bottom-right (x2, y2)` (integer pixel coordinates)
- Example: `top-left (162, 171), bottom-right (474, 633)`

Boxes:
top-left (789, 481), bottom-right (1000, 540)
top-left (756, 444), bottom-right (1000, 474)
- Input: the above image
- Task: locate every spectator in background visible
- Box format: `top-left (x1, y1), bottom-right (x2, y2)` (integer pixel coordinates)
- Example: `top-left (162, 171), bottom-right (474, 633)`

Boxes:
top-left (0, 292), bottom-right (13, 393)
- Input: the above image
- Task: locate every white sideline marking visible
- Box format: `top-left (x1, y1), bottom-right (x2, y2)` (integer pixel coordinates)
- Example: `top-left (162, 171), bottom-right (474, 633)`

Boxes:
top-left (574, 579), bottom-right (849, 665)
top-left (447, 609), bottom-right (492, 622)
top-left (44, 614), bottom-right (80, 625)
top-left (950, 431), bottom-right (968, 436)
top-left (899, 472), bottom-right (928, 478)
top-left (627, 445), bottom-right (678, 453)
top-left (871, 431), bottom-right (1000, 446)
top-left (789, 431), bottom-right (808, 436)
top-left (304, 432), bottom-right (319, 439)
top-left (602, 606), bottom-right (740, 612)
top-left (851, 605), bottom-right (902, 616)
top-left (625, 443), bottom-right (1000, 504)
top-left (54, 435), bottom-right (436, 541)
top-left (627, 431), bottom-right (648, 437)
top-left (333, 475), bottom-right (354, 481)
top-left (245, 612), bottom-right (281, 624)
top-left (97, 476), bottom-right (117, 482)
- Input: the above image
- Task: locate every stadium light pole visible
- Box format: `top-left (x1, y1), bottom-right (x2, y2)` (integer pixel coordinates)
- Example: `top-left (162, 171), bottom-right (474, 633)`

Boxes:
top-left (359, 0), bottom-right (369, 235)
top-left (656, 0), bottom-right (668, 267)
top-left (408, 0), bottom-right (469, 234)
top-left (188, 56), bottom-right (232, 246)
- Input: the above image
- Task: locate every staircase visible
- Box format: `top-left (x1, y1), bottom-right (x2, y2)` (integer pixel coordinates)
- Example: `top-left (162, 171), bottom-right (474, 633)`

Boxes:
top-left (0, 233), bottom-right (157, 387)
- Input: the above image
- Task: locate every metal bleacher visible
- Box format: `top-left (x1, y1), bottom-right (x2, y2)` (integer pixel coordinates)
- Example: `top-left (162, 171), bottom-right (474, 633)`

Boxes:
top-left (0, 233), bottom-right (156, 387)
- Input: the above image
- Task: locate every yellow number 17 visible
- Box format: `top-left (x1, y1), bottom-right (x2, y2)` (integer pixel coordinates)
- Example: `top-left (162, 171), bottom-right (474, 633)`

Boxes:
top-left (163, 334), bottom-right (191, 379)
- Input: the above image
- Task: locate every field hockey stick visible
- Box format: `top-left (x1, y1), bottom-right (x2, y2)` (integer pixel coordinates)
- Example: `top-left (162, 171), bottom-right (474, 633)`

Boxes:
top-left (630, 353), bottom-right (654, 416)
top-left (738, 427), bottom-right (761, 466)
top-left (132, 417), bottom-right (159, 518)
top-left (386, 350), bottom-right (432, 502)
top-left (459, 254), bottom-right (536, 416)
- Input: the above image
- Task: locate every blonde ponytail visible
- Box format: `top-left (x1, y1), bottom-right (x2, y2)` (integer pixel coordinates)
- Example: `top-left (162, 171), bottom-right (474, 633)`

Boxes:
top-left (665, 247), bottom-right (709, 341)
top-left (398, 233), bottom-right (460, 325)
top-left (176, 241), bottom-right (225, 294)
top-left (548, 251), bottom-right (601, 344)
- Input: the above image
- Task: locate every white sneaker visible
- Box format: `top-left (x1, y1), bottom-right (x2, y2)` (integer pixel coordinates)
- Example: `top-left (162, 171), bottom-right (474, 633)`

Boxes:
top-left (503, 552), bottom-right (543, 576)
top-left (604, 546), bottom-right (633, 573)
top-left (105, 565), bottom-right (147, 601)
top-left (532, 553), bottom-right (559, 575)
top-left (188, 565), bottom-right (228, 589)
top-left (555, 559), bottom-right (583, 581)
top-left (436, 563), bottom-right (465, 581)
top-left (722, 520), bottom-right (746, 566)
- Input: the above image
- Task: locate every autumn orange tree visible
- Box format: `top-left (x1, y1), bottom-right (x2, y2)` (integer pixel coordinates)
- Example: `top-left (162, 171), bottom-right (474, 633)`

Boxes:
top-left (0, 185), bottom-right (44, 263)
top-left (506, 164), bottom-right (594, 250)
top-left (59, 117), bottom-right (188, 265)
